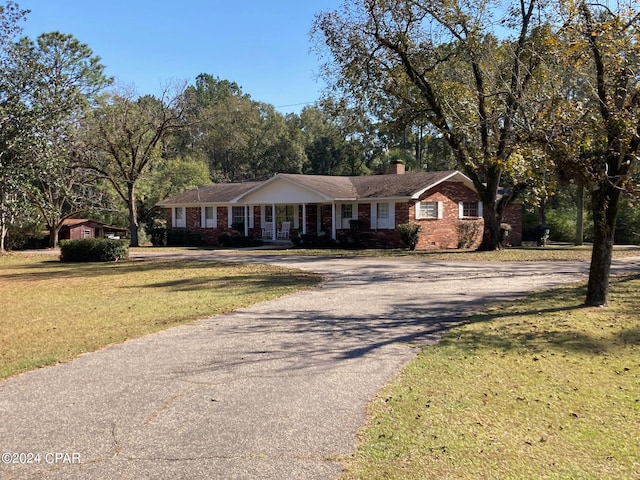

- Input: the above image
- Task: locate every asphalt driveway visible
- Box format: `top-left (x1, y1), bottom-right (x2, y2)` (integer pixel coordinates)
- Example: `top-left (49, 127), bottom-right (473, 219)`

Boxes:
top-left (1, 251), bottom-right (639, 479)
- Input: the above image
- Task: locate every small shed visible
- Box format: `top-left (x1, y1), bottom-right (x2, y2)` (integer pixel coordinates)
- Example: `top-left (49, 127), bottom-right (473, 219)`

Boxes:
top-left (59, 219), bottom-right (128, 241)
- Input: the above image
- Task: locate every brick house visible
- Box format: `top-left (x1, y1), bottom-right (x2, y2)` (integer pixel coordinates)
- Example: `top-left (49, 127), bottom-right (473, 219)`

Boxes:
top-left (157, 167), bottom-right (522, 250)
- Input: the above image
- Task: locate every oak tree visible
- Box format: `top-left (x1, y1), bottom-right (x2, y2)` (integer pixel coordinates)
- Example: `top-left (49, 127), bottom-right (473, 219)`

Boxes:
top-left (313, 0), bottom-right (553, 250)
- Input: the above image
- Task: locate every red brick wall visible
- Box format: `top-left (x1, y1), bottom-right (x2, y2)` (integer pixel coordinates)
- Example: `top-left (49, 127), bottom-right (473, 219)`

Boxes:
top-left (164, 206), bottom-right (248, 245)
top-left (412, 182), bottom-right (483, 250)
top-left (503, 203), bottom-right (523, 246)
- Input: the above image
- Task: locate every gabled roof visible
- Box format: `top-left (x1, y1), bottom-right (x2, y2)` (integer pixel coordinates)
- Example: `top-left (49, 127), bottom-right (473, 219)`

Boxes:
top-left (157, 182), bottom-right (262, 206)
top-left (157, 170), bottom-right (475, 206)
top-left (272, 174), bottom-right (358, 199)
top-left (60, 218), bottom-right (128, 232)
top-left (350, 170), bottom-right (466, 198)
top-left (61, 218), bottom-right (102, 227)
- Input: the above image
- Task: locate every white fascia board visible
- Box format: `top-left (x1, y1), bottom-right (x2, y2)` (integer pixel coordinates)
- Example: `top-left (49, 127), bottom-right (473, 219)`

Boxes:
top-left (362, 196), bottom-right (410, 202)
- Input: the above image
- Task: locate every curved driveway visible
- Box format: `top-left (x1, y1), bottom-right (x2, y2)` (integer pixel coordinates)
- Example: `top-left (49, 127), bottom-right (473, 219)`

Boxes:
top-left (1, 251), bottom-right (639, 479)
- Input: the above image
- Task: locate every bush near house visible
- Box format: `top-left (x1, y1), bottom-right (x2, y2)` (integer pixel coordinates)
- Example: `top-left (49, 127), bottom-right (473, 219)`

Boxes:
top-left (292, 233), bottom-right (337, 249)
top-left (59, 238), bottom-right (129, 262)
top-left (397, 223), bottom-right (422, 251)
top-left (217, 232), bottom-right (264, 248)
top-left (457, 220), bottom-right (482, 248)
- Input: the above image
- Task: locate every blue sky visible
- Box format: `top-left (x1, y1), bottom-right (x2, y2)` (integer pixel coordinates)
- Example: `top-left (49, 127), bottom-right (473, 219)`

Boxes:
top-left (18, 1), bottom-right (343, 114)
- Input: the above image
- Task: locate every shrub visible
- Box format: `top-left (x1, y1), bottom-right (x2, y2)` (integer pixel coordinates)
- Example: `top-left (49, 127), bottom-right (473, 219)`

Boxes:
top-left (457, 220), bottom-right (482, 249)
top-left (60, 238), bottom-right (129, 262)
top-left (166, 229), bottom-right (190, 246)
top-left (149, 227), bottom-right (167, 247)
top-left (217, 232), bottom-right (233, 247)
top-left (397, 223), bottom-right (421, 251)
top-left (295, 233), bottom-right (337, 249)
top-left (217, 232), bottom-right (263, 248)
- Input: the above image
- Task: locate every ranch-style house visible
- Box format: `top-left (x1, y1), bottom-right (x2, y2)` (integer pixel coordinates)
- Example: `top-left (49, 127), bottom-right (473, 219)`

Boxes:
top-left (157, 164), bottom-right (522, 250)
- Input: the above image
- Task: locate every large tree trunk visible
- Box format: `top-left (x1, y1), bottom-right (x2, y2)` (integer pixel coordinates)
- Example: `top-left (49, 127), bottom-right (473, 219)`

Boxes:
top-left (128, 183), bottom-right (140, 247)
top-left (478, 199), bottom-right (502, 251)
top-left (585, 185), bottom-right (620, 306)
top-left (48, 226), bottom-right (59, 248)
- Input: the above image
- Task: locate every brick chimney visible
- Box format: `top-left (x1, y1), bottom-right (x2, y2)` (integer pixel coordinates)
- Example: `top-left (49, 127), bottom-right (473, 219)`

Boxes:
top-left (385, 160), bottom-right (406, 175)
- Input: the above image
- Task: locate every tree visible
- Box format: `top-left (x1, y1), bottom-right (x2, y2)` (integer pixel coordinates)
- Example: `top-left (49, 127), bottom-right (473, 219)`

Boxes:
top-left (79, 87), bottom-right (187, 246)
top-left (546, 1), bottom-right (640, 305)
top-left (5, 32), bottom-right (111, 247)
top-left (181, 74), bottom-right (305, 182)
top-left (313, 0), bottom-right (552, 250)
top-left (137, 155), bottom-right (211, 228)
top-left (0, 1), bottom-right (28, 251)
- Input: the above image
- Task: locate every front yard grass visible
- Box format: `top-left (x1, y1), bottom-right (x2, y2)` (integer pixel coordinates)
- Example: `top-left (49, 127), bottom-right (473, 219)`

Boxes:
top-left (0, 254), bottom-right (321, 380)
top-left (342, 274), bottom-right (640, 479)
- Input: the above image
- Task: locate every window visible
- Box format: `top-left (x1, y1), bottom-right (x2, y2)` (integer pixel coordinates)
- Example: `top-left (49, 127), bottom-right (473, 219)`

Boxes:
top-left (416, 201), bottom-right (440, 219)
top-left (374, 202), bottom-right (394, 229)
top-left (340, 203), bottom-right (356, 228)
top-left (204, 206), bottom-right (216, 228)
top-left (174, 207), bottom-right (186, 228)
top-left (232, 206), bottom-right (244, 226)
top-left (265, 205), bottom-right (273, 222)
top-left (276, 205), bottom-right (295, 225)
top-left (377, 203), bottom-right (389, 219)
top-left (341, 204), bottom-right (353, 219)
top-left (83, 229), bottom-right (91, 238)
top-left (460, 201), bottom-right (480, 218)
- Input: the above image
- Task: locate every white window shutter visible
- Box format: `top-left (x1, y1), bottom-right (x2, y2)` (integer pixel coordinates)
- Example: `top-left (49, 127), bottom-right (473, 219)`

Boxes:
top-left (458, 202), bottom-right (464, 219)
top-left (388, 203), bottom-right (395, 228)
top-left (248, 206), bottom-right (254, 228)
top-left (478, 202), bottom-right (483, 218)
top-left (228, 206), bottom-right (233, 227)
top-left (371, 203), bottom-right (377, 229)
top-left (415, 201), bottom-right (422, 220)
top-left (437, 201), bottom-right (443, 219)
top-left (201, 207), bottom-right (206, 227)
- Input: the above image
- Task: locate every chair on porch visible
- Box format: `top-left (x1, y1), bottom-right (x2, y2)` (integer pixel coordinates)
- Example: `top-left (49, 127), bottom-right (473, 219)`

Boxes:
top-left (276, 221), bottom-right (290, 239)
top-left (262, 222), bottom-right (273, 239)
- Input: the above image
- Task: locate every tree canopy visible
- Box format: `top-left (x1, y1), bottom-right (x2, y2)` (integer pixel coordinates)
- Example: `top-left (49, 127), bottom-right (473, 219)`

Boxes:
top-left (313, 0), bottom-right (554, 250)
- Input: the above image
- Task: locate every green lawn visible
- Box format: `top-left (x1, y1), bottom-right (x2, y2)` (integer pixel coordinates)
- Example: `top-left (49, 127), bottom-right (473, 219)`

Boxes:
top-left (2, 248), bottom-right (639, 479)
top-left (341, 274), bottom-right (640, 479)
top-left (0, 254), bottom-right (321, 380)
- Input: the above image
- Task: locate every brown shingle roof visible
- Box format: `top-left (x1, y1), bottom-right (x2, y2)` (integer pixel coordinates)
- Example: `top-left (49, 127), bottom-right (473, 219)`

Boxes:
top-left (158, 171), bottom-right (469, 205)
top-left (157, 182), bottom-right (262, 206)
top-left (278, 171), bottom-right (460, 199)
top-left (351, 171), bottom-right (459, 198)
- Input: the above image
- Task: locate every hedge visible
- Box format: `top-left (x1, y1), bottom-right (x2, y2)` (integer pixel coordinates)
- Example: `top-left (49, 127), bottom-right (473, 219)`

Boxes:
top-left (59, 238), bottom-right (129, 262)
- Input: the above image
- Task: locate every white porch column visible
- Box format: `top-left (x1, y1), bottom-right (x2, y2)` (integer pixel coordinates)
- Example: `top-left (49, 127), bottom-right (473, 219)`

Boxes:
top-left (244, 205), bottom-right (249, 236)
top-left (331, 203), bottom-right (337, 239)
top-left (272, 203), bottom-right (276, 239)
top-left (302, 204), bottom-right (307, 235)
